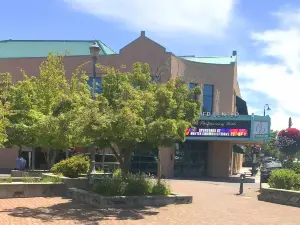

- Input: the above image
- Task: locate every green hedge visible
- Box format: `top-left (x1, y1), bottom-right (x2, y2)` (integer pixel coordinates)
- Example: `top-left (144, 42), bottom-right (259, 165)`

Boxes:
top-left (282, 160), bottom-right (300, 174)
top-left (92, 173), bottom-right (171, 196)
top-left (51, 154), bottom-right (90, 178)
top-left (268, 169), bottom-right (300, 190)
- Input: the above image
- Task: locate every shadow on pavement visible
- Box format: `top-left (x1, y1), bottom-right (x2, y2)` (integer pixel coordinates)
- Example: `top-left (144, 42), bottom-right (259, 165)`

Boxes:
top-left (1, 198), bottom-right (160, 225)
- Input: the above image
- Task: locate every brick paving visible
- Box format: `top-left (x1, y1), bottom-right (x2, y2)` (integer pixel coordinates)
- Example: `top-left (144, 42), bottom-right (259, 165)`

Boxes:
top-left (0, 180), bottom-right (300, 225)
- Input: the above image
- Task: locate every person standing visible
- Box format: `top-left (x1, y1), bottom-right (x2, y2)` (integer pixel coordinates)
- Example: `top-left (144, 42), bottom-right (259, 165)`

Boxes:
top-left (16, 154), bottom-right (26, 171)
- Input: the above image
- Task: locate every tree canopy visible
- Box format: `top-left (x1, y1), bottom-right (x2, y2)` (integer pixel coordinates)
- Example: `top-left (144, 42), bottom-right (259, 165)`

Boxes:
top-left (5, 54), bottom-right (91, 166)
top-left (261, 130), bottom-right (280, 159)
top-left (2, 53), bottom-right (202, 173)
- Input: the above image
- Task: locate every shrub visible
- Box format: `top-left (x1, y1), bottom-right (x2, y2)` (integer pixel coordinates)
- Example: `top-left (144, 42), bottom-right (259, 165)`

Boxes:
top-left (283, 160), bottom-right (300, 174)
top-left (92, 177), bottom-right (124, 196)
top-left (113, 169), bottom-right (122, 178)
top-left (40, 175), bottom-right (62, 183)
top-left (92, 173), bottom-right (171, 196)
top-left (123, 173), bottom-right (153, 196)
top-left (21, 174), bottom-right (62, 183)
top-left (22, 177), bottom-right (40, 183)
top-left (51, 154), bottom-right (90, 178)
top-left (268, 169), bottom-right (300, 190)
top-left (0, 176), bottom-right (12, 183)
top-left (152, 182), bottom-right (171, 195)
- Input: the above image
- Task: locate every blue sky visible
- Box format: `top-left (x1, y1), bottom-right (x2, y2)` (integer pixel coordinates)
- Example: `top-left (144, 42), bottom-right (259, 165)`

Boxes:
top-left (1, 0), bottom-right (300, 130)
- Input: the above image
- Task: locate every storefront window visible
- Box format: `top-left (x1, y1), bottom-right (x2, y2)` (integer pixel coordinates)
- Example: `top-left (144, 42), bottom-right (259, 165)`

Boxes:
top-left (189, 83), bottom-right (198, 89)
top-left (203, 84), bottom-right (214, 113)
top-left (87, 77), bottom-right (102, 94)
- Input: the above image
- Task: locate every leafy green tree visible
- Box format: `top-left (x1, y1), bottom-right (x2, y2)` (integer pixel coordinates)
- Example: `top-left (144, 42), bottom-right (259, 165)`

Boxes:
top-left (88, 62), bottom-right (202, 176)
top-left (0, 73), bottom-right (11, 146)
top-left (261, 130), bottom-right (280, 159)
top-left (7, 54), bottom-right (91, 167)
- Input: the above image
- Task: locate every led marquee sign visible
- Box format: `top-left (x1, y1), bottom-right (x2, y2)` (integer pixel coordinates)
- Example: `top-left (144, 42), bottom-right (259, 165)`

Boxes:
top-left (185, 120), bottom-right (251, 138)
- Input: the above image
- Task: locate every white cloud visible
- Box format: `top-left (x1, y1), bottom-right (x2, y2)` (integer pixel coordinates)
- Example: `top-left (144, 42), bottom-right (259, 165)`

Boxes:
top-left (239, 8), bottom-right (300, 131)
top-left (63, 0), bottom-right (236, 37)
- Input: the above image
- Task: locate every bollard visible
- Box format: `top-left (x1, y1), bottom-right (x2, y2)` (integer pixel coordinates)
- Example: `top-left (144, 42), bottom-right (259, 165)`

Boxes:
top-left (239, 173), bottom-right (246, 195)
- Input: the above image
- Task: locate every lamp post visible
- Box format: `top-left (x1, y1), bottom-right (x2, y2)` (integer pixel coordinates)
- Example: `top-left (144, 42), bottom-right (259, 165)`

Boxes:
top-left (88, 42), bottom-right (100, 177)
top-left (263, 104), bottom-right (271, 116)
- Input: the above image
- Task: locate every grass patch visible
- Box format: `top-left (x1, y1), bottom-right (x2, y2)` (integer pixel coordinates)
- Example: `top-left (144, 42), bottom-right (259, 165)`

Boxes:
top-left (22, 175), bottom-right (62, 183)
top-left (0, 176), bottom-right (12, 183)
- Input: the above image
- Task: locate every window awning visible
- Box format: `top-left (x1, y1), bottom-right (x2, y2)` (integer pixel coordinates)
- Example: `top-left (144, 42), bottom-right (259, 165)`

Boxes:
top-left (236, 96), bottom-right (248, 115)
top-left (233, 144), bottom-right (246, 154)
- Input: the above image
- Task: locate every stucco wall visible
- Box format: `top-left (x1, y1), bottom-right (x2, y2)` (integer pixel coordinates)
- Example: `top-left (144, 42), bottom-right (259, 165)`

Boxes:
top-left (0, 148), bottom-right (18, 169)
top-left (159, 147), bottom-right (175, 178)
top-left (207, 141), bottom-right (232, 178)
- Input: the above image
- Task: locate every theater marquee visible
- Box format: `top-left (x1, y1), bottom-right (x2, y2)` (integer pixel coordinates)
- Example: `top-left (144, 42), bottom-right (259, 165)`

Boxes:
top-left (185, 120), bottom-right (251, 138)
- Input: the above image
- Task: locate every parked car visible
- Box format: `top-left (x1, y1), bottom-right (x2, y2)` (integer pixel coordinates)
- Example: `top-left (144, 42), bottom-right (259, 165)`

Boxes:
top-left (260, 161), bottom-right (282, 183)
top-left (83, 153), bottom-right (120, 172)
top-left (129, 154), bottom-right (158, 175)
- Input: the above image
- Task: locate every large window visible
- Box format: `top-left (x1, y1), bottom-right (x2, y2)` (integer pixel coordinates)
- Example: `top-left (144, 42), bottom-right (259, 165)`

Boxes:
top-left (203, 84), bottom-right (214, 113)
top-left (87, 77), bottom-right (102, 94)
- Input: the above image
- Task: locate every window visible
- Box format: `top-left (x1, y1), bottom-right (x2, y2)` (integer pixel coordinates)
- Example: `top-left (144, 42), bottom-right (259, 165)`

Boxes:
top-left (189, 83), bottom-right (198, 89)
top-left (87, 77), bottom-right (102, 94)
top-left (202, 84), bottom-right (214, 113)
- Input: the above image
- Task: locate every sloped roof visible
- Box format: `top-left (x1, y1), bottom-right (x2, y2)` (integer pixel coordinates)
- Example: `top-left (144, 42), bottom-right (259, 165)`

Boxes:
top-left (0, 40), bottom-right (116, 59)
top-left (180, 56), bottom-right (236, 65)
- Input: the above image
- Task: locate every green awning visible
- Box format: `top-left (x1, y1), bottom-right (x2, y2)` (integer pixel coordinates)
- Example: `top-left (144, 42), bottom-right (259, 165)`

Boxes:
top-left (233, 144), bottom-right (246, 154)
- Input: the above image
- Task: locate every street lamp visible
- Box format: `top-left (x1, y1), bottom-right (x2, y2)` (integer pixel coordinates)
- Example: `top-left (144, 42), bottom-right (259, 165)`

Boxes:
top-left (88, 42), bottom-right (100, 178)
top-left (263, 104), bottom-right (271, 116)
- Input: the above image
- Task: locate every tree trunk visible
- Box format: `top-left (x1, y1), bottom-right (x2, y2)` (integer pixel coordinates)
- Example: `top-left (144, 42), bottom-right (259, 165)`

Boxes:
top-left (157, 148), bottom-right (161, 183)
top-left (120, 149), bottom-right (132, 176)
top-left (88, 144), bottom-right (96, 174)
top-left (102, 149), bottom-right (105, 171)
top-left (49, 150), bottom-right (57, 169)
top-left (31, 148), bottom-right (35, 170)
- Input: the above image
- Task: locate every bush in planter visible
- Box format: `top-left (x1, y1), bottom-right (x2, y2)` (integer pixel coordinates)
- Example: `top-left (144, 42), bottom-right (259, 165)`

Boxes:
top-left (92, 173), bottom-right (171, 196)
top-left (268, 169), bottom-right (300, 190)
top-left (152, 182), bottom-right (171, 195)
top-left (51, 154), bottom-right (90, 178)
top-left (123, 173), bottom-right (153, 196)
top-left (93, 177), bottom-right (125, 196)
top-left (283, 160), bottom-right (300, 174)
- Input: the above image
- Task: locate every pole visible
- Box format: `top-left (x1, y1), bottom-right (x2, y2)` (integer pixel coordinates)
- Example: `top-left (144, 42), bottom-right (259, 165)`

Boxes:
top-left (263, 107), bottom-right (265, 116)
top-left (239, 173), bottom-right (246, 195)
top-left (88, 56), bottom-right (97, 177)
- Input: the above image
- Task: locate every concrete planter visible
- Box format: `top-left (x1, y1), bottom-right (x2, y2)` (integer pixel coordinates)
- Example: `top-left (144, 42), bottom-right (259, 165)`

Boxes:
top-left (11, 170), bottom-right (50, 177)
top-left (67, 187), bottom-right (192, 208)
top-left (258, 183), bottom-right (300, 207)
top-left (0, 183), bottom-right (65, 198)
top-left (42, 173), bottom-right (90, 190)
top-left (42, 173), bottom-right (113, 190)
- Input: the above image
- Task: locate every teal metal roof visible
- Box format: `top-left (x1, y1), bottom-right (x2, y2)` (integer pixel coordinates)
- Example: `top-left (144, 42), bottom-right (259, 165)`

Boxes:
top-left (0, 40), bottom-right (116, 59)
top-left (180, 56), bottom-right (236, 65)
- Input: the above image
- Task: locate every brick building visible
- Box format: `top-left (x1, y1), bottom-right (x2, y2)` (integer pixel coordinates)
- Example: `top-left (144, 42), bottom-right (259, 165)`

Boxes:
top-left (0, 31), bottom-right (270, 178)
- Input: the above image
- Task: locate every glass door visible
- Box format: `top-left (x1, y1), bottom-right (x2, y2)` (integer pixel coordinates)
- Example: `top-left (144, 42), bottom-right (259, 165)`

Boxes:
top-left (174, 142), bottom-right (208, 178)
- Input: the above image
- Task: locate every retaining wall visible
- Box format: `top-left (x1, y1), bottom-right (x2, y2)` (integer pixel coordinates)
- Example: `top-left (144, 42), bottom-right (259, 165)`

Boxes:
top-left (0, 183), bottom-right (65, 198)
top-left (68, 187), bottom-right (192, 208)
top-left (258, 183), bottom-right (300, 207)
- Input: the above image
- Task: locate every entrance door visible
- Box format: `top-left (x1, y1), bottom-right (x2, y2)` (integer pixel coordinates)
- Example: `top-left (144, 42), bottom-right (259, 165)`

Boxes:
top-left (174, 141), bottom-right (208, 178)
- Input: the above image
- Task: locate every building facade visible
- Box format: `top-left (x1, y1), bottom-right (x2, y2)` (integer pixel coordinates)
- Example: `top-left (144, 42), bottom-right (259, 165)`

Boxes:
top-left (0, 31), bottom-right (270, 177)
